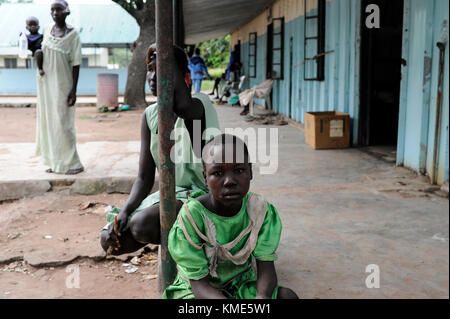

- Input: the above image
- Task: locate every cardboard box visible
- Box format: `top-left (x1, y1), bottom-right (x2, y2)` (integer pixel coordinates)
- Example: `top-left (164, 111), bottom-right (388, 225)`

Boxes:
top-left (304, 111), bottom-right (350, 149)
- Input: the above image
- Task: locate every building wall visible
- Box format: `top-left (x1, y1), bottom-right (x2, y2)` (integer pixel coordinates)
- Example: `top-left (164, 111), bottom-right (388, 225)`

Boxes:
top-left (397, 0), bottom-right (449, 184)
top-left (0, 56), bottom-right (29, 68)
top-left (231, 0), bottom-right (361, 144)
top-left (231, 0), bottom-right (448, 184)
top-left (83, 48), bottom-right (109, 68)
top-left (0, 52), bottom-right (109, 69)
top-left (0, 68), bottom-right (150, 95)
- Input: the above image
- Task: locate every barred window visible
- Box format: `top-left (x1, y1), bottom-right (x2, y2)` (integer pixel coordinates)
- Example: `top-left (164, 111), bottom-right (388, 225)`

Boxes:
top-left (267, 17), bottom-right (285, 80)
top-left (5, 58), bottom-right (17, 69)
top-left (248, 32), bottom-right (257, 78)
top-left (304, 0), bottom-right (326, 81)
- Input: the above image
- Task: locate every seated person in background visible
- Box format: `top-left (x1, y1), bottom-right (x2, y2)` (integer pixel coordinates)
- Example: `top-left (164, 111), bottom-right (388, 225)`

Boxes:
top-left (24, 16), bottom-right (45, 76)
top-left (163, 134), bottom-right (299, 299)
top-left (100, 44), bottom-right (220, 255)
top-left (217, 61), bottom-right (242, 104)
top-left (238, 78), bottom-right (273, 116)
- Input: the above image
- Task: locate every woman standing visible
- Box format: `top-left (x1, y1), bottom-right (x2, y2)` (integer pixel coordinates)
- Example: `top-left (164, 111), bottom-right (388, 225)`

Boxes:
top-left (36, 0), bottom-right (83, 175)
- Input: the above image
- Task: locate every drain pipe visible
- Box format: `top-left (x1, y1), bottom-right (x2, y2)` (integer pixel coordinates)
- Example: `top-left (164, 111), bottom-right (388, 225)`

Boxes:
top-left (431, 40), bottom-right (447, 184)
top-left (156, 0), bottom-right (177, 295)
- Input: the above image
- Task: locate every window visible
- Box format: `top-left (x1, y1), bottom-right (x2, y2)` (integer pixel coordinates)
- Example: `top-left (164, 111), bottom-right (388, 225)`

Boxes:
top-left (5, 58), bottom-right (17, 69)
top-left (25, 58), bottom-right (32, 69)
top-left (304, 0), bottom-right (326, 81)
top-left (266, 17), bottom-right (285, 80)
top-left (248, 32), bottom-right (257, 78)
top-left (81, 57), bottom-right (89, 68)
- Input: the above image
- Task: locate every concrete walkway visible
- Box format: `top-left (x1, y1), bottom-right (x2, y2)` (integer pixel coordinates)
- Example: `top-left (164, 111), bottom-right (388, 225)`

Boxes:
top-left (0, 101), bottom-right (448, 298)
top-left (0, 141), bottom-right (140, 201)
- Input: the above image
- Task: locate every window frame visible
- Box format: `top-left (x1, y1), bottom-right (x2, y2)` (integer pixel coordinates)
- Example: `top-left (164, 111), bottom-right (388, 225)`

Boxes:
top-left (5, 58), bottom-right (17, 69)
top-left (25, 58), bottom-right (32, 69)
top-left (248, 32), bottom-right (257, 78)
top-left (304, 0), bottom-right (326, 81)
top-left (81, 57), bottom-right (89, 68)
top-left (266, 17), bottom-right (285, 80)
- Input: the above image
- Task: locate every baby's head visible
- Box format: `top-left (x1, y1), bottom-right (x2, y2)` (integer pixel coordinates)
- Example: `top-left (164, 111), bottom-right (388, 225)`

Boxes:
top-left (202, 134), bottom-right (253, 207)
top-left (26, 16), bottom-right (40, 35)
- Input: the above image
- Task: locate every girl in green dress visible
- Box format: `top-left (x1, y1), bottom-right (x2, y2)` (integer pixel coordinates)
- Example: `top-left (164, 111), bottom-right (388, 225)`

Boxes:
top-left (163, 134), bottom-right (299, 299)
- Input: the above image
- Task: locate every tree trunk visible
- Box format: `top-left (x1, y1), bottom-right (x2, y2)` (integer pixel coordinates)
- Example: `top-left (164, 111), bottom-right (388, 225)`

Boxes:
top-left (113, 1), bottom-right (156, 109)
top-left (124, 22), bottom-right (155, 109)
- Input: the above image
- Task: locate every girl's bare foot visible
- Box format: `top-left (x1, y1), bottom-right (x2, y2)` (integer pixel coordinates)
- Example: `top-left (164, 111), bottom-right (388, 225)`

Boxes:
top-left (65, 167), bottom-right (84, 175)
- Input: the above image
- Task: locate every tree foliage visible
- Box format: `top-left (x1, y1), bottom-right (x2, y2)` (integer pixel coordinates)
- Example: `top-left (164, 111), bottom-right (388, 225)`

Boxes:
top-left (112, 0), bottom-right (153, 23)
top-left (195, 35), bottom-right (230, 69)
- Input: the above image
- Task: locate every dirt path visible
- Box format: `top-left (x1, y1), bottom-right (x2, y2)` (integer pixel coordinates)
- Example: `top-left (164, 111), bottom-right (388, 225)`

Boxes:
top-left (0, 190), bottom-right (159, 299)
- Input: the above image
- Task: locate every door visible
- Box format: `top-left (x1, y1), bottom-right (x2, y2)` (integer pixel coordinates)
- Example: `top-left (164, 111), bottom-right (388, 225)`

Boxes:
top-left (289, 37), bottom-right (294, 118)
top-left (359, 0), bottom-right (404, 146)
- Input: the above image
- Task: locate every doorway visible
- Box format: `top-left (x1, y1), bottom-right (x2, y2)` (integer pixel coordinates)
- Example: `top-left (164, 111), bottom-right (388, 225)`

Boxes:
top-left (359, 0), bottom-right (404, 147)
top-left (289, 36), bottom-right (294, 118)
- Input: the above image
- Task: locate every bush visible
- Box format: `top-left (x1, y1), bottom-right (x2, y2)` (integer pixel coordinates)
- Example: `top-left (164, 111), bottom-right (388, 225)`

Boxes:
top-left (196, 35), bottom-right (230, 69)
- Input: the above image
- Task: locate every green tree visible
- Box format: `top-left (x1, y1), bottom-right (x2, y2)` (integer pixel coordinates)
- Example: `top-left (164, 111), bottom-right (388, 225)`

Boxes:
top-left (196, 35), bottom-right (230, 68)
top-left (113, 0), bottom-right (155, 109)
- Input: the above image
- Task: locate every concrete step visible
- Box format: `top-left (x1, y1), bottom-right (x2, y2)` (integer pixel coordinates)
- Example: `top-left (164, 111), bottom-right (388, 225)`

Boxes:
top-left (0, 141), bottom-right (152, 201)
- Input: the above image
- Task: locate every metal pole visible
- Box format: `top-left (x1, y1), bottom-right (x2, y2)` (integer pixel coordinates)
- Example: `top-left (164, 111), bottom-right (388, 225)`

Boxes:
top-left (156, 0), bottom-right (177, 295)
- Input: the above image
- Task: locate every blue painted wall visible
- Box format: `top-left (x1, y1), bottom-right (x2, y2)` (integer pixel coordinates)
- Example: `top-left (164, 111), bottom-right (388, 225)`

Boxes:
top-left (239, 0), bottom-right (361, 144)
top-left (0, 68), bottom-right (150, 95)
top-left (236, 0), bottom-right (448, 184)
top-left (397, 0), bottom-right (449, 184)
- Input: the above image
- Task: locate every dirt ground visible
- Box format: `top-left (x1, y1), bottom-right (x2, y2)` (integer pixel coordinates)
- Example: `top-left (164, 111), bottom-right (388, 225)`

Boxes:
top-left (1, 104), bottom-right (448, 299)
top-left (0, 106), bottom-right (143, 143)
top-left (0, 189), bottom-right (159, 299)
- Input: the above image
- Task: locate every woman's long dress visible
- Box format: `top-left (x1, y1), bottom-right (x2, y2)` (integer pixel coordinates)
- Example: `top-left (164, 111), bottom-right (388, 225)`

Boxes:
top-left (35, 27), bottom-right (83, 173)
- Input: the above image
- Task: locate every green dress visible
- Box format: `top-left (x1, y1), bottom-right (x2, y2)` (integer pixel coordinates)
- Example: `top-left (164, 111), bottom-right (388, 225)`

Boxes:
top-left (35, 27), bottom-right (83, 173)
top-left (105, 93), bottom-right (220, 228)
top-left (163, 191), bottom-right (283, 299)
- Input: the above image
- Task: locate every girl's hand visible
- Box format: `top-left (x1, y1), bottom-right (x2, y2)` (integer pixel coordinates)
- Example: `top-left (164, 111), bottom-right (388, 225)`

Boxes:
top-left (68, 90), bottom-right (76, 107)
top-left (115, 210), bottom-right (130, 236)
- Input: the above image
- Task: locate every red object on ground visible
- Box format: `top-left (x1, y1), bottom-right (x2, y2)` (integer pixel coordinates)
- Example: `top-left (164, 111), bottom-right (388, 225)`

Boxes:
top-left (97, 73), bottom-right (119, 109)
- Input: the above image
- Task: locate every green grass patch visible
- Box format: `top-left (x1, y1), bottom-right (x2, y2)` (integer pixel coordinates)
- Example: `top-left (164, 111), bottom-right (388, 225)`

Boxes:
top-left (201, 68), bottom-right (225, 91)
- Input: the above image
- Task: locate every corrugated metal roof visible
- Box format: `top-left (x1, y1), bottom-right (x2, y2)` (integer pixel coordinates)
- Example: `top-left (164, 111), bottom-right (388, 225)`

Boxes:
top-left (183, 0), bottom-right (276, 44)
top-left (0, 3), bottom-right (139, 48)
